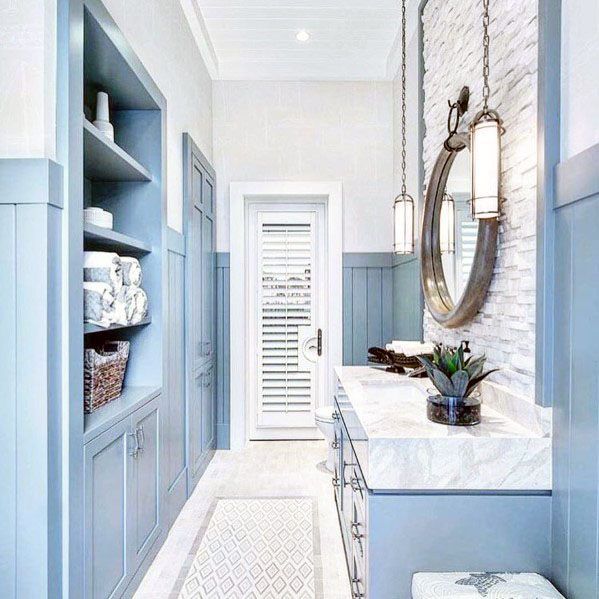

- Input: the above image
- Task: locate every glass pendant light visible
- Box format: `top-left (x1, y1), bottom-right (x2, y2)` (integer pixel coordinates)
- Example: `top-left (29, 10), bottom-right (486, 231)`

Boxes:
top-left (470, 0), bottom-right (502, 220)
top-left (393, 0), bottom-right (414, 255)
top-left (440, 192), bottom-right (455, 254)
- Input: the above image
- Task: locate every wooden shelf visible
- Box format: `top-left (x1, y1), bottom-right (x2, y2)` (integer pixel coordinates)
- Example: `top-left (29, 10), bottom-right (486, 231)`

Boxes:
top-left (84, 222), bottom-right (151, 255)
top-left (84, 316), bottom-right (151, 335)
top-left (84, 385), bottom-right (161, 443)
top-left (83, 119), bottom-right (151, 182)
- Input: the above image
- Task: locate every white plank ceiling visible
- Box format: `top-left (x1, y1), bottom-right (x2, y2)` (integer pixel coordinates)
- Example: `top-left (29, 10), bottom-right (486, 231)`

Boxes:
top-left (191, 0), bottom-right (403, 80)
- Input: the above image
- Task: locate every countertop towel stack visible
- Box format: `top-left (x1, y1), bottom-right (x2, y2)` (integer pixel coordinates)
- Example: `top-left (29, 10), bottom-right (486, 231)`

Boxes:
top-left (84, 251), bottom-right (148, 328)
top-left (386, 340), bottom-right (436, 356)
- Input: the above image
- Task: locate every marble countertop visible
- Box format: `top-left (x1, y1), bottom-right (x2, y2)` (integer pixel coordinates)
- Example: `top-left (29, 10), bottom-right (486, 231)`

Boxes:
top-left (334, 366), bottom-right (551, 492)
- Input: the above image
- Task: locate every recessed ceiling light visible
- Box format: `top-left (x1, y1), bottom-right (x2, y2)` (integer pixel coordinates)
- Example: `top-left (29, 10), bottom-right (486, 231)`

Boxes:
top-left (296, 29), bottom-right (310, 43)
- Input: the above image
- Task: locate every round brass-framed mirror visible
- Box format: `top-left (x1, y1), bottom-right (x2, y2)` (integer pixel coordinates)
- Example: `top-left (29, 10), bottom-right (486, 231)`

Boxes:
top-left (420, 132), bottom-right (498, 328)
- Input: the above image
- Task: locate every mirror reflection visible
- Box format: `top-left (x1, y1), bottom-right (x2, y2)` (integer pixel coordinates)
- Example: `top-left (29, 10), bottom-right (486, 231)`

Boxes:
top-left (440, 148), bottom-right (479, 302)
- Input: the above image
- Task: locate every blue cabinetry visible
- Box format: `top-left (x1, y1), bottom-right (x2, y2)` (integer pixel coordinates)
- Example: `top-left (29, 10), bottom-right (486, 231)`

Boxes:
top-left (84, 395), bottom-right (161, 599)
top-left (185, 135), bottom-right (217, 492)
top-left (333, 387), bottom-right (552, 598)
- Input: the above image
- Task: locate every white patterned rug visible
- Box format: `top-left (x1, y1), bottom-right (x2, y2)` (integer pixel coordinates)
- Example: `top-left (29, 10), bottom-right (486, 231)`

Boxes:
top-left (173, 497), bottom-right (322, 599)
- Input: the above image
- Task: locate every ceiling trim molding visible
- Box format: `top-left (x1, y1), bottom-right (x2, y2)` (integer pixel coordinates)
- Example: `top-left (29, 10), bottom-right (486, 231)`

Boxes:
top-left (179, 0), bottom-right (219, 79)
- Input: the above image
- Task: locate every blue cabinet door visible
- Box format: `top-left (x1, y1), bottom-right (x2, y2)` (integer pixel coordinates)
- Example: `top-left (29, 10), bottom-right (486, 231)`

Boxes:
top-left (202, 362), bottom-right (215, 452)
top-left (130, 398), bottom-right (161, 569)
top-left (202, 207), bottom-right (215, 361)
top-left (184, 135), bottom-right (217, 493)
top-left (84, 420), bottom-right (134, 599)
top-left (189, 368), bottom-right (204, 484)
top-left (191, 202), bottom-right (205, 370)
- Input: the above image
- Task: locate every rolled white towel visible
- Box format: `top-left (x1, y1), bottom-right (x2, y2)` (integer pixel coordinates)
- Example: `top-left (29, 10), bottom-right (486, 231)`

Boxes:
top-left (83, 281), bottom-right (115, 328)
top-left (130, 286), bottom-right (148, 324)
top-left (114, 285), bottom-right (149, 325)
top-left (121, 256), bottom-right (142, 287)
top-left (113, 286), bottom-right (136, 325)
top-left (84, 251), bottom-right (123, 293)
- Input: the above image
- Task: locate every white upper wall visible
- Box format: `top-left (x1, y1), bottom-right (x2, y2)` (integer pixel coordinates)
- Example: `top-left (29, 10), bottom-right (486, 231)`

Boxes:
top-left (0, 0), bottom-right (56, 159)
top-left (561, 0), bottom-right (599, 159)
top-left (212, 80), bottom-right (394, 252)
top-left (103, 0), bottom-right (213, 232)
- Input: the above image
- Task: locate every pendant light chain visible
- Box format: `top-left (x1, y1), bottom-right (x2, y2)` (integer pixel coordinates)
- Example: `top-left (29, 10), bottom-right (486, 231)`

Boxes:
top-left (400, 0), bottom-right (407, 196)
top-left (482, 0), bottom-right (491, 113)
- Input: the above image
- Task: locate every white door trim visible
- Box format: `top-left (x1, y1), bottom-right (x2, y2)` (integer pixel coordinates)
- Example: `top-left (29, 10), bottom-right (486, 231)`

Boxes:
top-left (229, 181), bottom-right (343, 450)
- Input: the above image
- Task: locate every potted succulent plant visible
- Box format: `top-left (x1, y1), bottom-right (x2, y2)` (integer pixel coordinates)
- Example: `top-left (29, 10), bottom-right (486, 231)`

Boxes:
top-left (417, 344), bottom-right (497, 426)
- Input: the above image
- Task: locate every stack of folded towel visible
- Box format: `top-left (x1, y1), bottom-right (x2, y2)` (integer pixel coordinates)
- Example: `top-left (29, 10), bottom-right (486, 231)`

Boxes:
top-left (385, 340), bottom-right (436, 356)
top-left (84, 251), bottom-right (148, 328)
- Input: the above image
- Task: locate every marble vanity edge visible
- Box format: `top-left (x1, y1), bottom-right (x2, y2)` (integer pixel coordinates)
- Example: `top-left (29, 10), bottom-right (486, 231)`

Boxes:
top-left (335, 366), bottom-right (552, 492)
top-left (367, 435), bottom-right (552, 491)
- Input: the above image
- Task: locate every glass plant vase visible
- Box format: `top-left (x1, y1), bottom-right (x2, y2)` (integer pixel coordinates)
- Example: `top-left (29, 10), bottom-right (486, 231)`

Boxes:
top-left (426, 393), bottom-right (481, 426)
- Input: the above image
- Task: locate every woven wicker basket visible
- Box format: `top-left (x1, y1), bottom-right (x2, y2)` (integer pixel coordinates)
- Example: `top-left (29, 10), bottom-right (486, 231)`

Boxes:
top-left (84, 341), bottom-right (130, 413)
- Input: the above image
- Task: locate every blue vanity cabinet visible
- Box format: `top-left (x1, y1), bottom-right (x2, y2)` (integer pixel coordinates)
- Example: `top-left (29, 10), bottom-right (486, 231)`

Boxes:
top-left (332, 388), bottom-right (552, 598)
top-left (84, 395), bottom-right (162, 599)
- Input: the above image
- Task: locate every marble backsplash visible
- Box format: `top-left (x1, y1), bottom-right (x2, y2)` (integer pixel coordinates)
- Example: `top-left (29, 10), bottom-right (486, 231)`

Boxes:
top-left (480, 380), bottom-right (551, 437)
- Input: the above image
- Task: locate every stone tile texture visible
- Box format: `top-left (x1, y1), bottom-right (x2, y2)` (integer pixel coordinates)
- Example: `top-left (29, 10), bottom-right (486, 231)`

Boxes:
top-left (421, 0), bottom-right (538, 398)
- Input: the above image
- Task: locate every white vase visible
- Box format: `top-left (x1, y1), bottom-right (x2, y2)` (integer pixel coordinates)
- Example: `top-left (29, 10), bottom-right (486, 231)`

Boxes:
top-left (93, 91), bottom-right (114, 142)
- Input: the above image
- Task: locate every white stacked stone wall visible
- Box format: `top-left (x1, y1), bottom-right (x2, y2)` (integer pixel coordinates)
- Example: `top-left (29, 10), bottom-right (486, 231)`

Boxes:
top-left (422, 0), bottom-right (538, 398)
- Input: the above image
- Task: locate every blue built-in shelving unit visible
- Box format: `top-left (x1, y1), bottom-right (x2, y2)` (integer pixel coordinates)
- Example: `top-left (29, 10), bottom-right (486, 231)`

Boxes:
top-left (76, 1), bottom-right (168, 597)
top-left (81, 0), bottom-right (164, 424)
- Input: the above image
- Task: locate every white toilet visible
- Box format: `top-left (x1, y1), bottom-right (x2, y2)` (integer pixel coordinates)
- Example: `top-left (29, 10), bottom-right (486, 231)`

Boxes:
top-left (315, 406), bottom-right (336, 471)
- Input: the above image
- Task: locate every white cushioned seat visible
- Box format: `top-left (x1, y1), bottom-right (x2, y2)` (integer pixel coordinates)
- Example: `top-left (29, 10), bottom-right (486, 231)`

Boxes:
top-left (412, 572), bottom-right (564, 598)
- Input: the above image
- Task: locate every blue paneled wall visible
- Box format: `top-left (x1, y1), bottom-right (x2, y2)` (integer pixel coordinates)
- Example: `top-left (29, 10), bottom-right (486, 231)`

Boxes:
top-left (392, 255), bottom-right (423, 341)
top-left (0, 159), bottom-right (64, 598)
top-left (342, 253), bottom-right (394, 365)
top-left (552, 143), bottom-right (599, 598)
top-left (214, 252), bottom-right (410, 448)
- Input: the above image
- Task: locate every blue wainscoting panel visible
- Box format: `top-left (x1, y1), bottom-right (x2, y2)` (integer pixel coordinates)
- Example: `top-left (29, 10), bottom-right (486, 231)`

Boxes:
top-left (552, 142), bottom-right (599, 598)
top-left (215, 252), bottom-right (411, 448)
top-left (392, 255), bottom-right (423, 341)
top-left (165, 229), bottom-right (187, 525)
top-left (0, 159), bottom-right (64, 599)
top-left (216, 253), bottom-right (230, 449)
top-left (0, 205), bottom-right (16, 597)
top-left (343, 253), bottom-right (394, 365)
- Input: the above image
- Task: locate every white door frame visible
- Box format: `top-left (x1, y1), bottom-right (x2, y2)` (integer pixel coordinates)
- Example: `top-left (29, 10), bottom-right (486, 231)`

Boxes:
top-left (229, 182), bottom-right (343, 450)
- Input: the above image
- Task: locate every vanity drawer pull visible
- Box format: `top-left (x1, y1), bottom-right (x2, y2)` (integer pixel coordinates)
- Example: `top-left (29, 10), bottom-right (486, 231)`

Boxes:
top-left (350, 476), bottom-right (362, 493)
top-left (351, 521), bottom-right (364, 540)
top-left (351, 578), bottom-right (365, 598)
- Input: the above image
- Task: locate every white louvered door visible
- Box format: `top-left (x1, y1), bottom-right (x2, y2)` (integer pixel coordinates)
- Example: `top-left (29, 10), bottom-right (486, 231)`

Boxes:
top-left (248, 204), bottom-right (326, 439)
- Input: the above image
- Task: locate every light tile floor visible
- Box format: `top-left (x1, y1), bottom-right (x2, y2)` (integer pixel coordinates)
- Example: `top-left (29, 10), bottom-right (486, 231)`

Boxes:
top-left (134, 441), bottom-right (351, 599)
